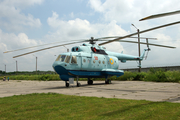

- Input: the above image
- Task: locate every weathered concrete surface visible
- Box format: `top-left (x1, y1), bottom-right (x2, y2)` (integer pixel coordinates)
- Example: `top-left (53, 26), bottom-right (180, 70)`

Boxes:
top-left (0, 80), bottom-right (180, 103)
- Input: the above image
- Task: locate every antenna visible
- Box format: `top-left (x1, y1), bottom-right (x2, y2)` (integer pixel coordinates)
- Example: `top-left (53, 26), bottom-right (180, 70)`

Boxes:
top-left (145, 38), bottom-right (151, 60)
top-left (63, 46), bottom-right (69, 52)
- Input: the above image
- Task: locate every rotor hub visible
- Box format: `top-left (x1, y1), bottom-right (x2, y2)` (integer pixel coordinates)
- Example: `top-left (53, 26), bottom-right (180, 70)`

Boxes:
top-left (89, 37), bottom-right (96, 44)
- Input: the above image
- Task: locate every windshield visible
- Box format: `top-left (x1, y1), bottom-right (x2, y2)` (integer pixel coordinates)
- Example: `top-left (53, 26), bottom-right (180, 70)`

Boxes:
top-left (60, 55), bottom-right (66, 62)
top-left (56, 55), bottom-right (74, 63)
top-left (55, 55), bottom-right (61, 61)
top-left (65, 56), bottom-right (70, 63)
top-left (71, 56), bottom-right (77, 64)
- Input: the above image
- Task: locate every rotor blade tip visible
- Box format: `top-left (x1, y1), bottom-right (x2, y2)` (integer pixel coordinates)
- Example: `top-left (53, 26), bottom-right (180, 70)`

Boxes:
top-left (139, 16), bottom-right (150, 21)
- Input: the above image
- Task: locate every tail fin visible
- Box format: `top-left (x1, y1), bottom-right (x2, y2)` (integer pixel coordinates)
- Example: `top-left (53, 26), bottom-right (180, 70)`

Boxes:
top-left (140, 49), bottom-right (148, 60)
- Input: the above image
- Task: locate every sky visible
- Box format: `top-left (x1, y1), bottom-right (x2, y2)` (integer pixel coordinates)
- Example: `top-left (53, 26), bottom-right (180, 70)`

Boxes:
top-left (1, 0), bottom-right (180, 72)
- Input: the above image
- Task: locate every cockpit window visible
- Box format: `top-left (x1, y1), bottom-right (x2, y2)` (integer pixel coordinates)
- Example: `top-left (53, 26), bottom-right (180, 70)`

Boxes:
top-left (60, 55), bottom-right (66, 62)
top-left (55, 55), bottom-right (61, 61)
top-left (65, 56), bottom-right (70, 63)
top-left (71, 56), bottom-right (77, 64)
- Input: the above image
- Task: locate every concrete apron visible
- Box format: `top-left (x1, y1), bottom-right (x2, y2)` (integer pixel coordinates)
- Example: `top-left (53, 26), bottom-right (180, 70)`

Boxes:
top-left (0, 80), bottom-right (180, 103)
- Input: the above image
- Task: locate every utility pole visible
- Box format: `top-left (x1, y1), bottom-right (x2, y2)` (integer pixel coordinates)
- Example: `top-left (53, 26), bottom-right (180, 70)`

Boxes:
top-left (16, 60), bottom-right (18, 74)
top-left (132, 24), bottom-right (141, 72)
top-left (13, 59), bottom-right (18, 74)
top-left (32, 54), bottom-right (38, 74)
top-left (36, 56), bottom-right (37, 75)
top-left (4, 64), bottom-right (6, 74)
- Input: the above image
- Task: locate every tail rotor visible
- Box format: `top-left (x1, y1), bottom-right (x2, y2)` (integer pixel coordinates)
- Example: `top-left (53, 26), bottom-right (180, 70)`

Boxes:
top-left (145, 38), bottom-right (151, 60)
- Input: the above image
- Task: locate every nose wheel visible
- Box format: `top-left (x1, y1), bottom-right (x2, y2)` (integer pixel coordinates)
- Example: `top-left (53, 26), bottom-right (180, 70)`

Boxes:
top-left (76, 76), bottom-right (81, 87)
top-left (77, 83), bottom-right (81, 87)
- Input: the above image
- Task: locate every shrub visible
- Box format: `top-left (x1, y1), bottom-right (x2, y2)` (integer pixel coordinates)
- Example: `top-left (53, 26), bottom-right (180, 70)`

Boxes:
top-left (5, 69), bottom-right (180, 83)
top-left (118, 71), bottom-right (136, 81)
top-left (133, 72), bottom-right (147, 81)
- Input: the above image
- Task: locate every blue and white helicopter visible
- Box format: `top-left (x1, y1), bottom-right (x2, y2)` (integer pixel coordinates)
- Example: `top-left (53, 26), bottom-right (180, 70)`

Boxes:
top-left (52, 38), bottom-right (148, 87)
top-left (5, 19), bottom-right (179, 87)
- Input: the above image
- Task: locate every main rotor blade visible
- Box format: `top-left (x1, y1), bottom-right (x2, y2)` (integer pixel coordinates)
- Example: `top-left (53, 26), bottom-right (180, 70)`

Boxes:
top-left (4, 39), bottom-right (88, 54)
top-left (98, 36), bottom-right (157, 40)
top-left (118, 40), bottom-right (176, 48)
top-left (13, 41), bottom-right (86, 58)
top-left (4, 41), bottom-right (62, 53)
top-left (99, 21), bottom-right (180, 46)
top-left (140, 10), bottom-right (180, 21)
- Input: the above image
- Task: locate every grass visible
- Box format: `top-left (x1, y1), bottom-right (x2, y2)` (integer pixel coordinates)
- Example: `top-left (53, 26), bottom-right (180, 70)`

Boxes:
top-left (2, 68), bottom-right (180, 83)
top-left (0, 93), bottom-right (180, 120)
top-left (7, 74), bottom-right (60, 81)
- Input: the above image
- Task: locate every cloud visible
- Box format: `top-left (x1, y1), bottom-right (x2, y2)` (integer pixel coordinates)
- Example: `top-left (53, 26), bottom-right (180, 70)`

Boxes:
top-left (0, 29), bottom-right (43, 72)
top-left (46, 12), bottom-right (128, 53)
top-left (89, 0), bottom-right (180, 24)
top-left (47, 12), bottom-right (128, 38)
top-left (0, 0), bottom-right (43, 32)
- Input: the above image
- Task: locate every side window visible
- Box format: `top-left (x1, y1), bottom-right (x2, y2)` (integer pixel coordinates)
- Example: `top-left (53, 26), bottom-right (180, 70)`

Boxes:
top-left (60, 55), bottom-right (66, 62)
top-left (71, 56), bottom-right (77, 64)
top-left (65, 56), bottom-right (70, 63)
top-left (55, 55), bottom-right (61, 61)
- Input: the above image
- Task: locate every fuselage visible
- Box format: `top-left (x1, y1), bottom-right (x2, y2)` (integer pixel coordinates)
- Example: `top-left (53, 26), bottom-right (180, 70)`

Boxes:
top-left (52, 43), bottom-right (146, 81)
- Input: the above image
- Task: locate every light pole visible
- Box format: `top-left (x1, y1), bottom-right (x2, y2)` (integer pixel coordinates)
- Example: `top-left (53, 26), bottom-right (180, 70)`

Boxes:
top-left (132, 24), bottom-right (141, 72)
top-left (33, 54), bottom-right (37, 74)
top-left (13, 59), bottom-right (18, 74)
top-left (36, 56), bottom-right (37, 74)
top-left (4, 64), bottom-right (6, 74)
top-left (16, 60), bottom-right (18, 73)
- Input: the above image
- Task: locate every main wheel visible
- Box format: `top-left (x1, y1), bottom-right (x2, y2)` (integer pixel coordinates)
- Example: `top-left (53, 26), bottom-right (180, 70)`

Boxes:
top-left (77, 83), bottom-right (81, 87)
top-left (87, 80), bottom-right (93, 85)
top-left (105, 80), bottom-right (111, 84)
top-left (66, 82), bottom-right (69, 87)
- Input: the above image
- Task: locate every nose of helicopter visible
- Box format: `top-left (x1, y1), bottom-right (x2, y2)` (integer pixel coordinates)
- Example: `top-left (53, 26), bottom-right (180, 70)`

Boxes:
top-left (52, 61), bottom-right (68, 75)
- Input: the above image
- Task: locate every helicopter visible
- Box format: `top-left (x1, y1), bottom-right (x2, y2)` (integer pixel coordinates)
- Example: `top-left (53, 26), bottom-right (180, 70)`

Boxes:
top-left (4, 13), bottom-right (180, 87)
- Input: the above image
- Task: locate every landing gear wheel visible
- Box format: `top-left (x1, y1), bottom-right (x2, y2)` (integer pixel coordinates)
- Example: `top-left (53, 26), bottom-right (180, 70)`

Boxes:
top-left (87, 80), bottom-right (93, 85)
top-left (77, 83), bottom-right (81, 87)
top-left (105, 80), bottom-right (111, 84)
top-left (66, 82), bottom-right (69, 87)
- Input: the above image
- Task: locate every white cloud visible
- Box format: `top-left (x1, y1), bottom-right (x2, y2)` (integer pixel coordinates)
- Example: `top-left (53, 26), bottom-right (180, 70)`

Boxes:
top-left (46, 12), bottom-right (128, 53)
top-left (47, 12), bottom-right (128, 37)
top-left (0, 29), bottom-right (38, 50)
top-left (0, 29), bottom-right (43, 72)
top-left (89, 0), bottom-right (180, 24)
top-left (0, 0), bottom-right (43, 32)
